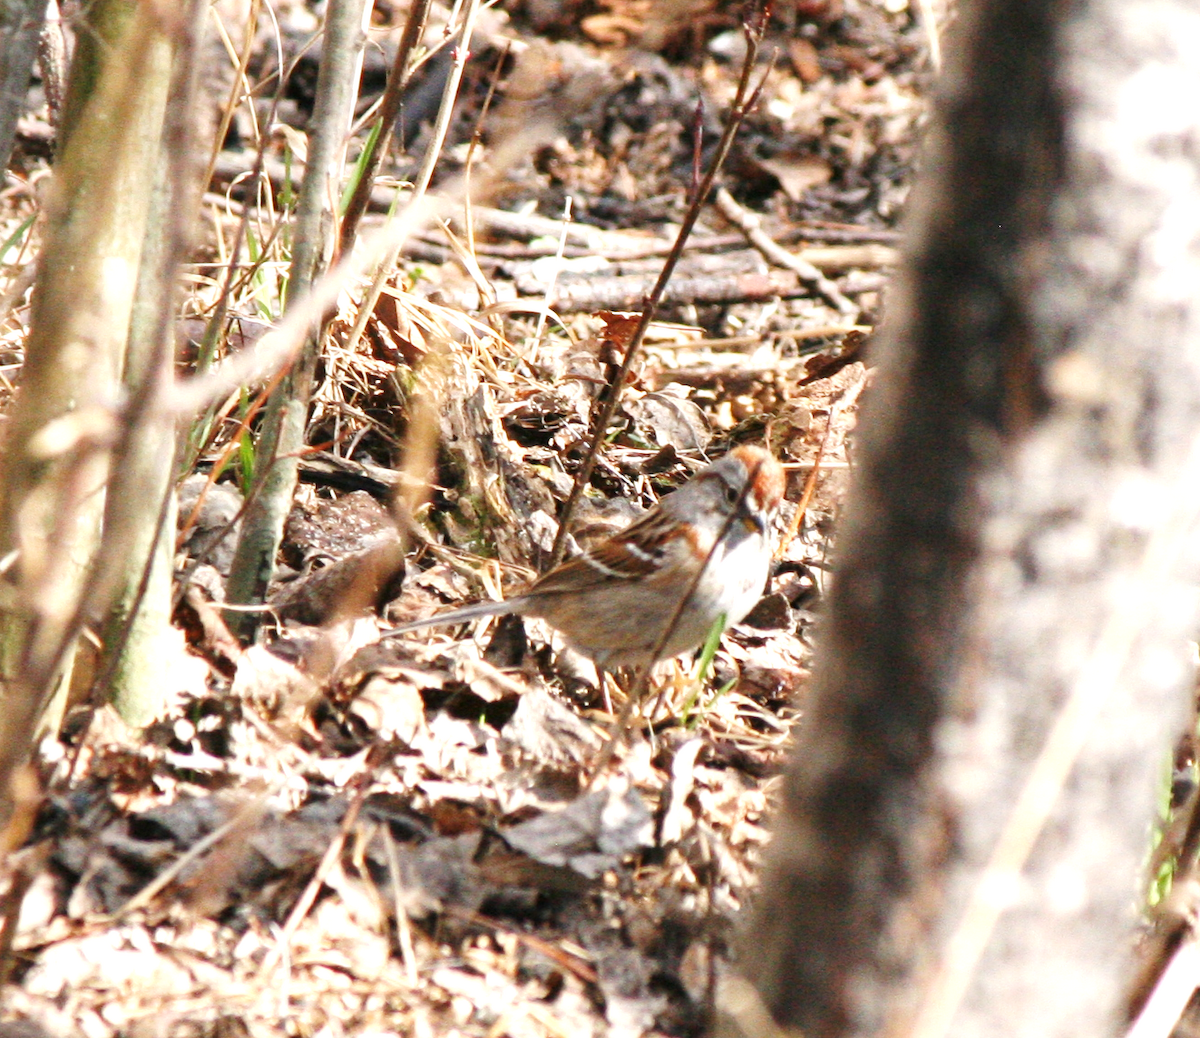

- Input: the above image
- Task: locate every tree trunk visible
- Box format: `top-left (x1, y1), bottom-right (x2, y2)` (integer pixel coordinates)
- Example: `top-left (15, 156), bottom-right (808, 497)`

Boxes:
top-left (102, 0), bottom-right (209, 725)
top-left (0, 0), bottom-right (172, 814)
top-left (724, 1), bottom-right (1200, 1036)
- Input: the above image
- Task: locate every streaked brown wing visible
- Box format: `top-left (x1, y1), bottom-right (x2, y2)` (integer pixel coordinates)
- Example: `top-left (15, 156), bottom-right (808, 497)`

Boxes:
top-left (530, 511), bottom-right (672, 596)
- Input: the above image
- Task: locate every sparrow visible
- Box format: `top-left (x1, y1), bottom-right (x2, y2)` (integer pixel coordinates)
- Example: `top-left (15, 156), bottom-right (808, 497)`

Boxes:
top-left (382, 445), bottom-right (785, 671)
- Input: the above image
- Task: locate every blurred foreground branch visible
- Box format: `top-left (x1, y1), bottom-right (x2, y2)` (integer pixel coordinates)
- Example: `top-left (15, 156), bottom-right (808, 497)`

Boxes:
top-left (726, 1), bottom-right (1200, 1036)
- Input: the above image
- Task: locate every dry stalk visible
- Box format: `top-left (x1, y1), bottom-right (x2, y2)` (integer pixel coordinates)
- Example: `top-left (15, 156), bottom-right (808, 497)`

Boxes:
top-left (458, 38), bottom-right (510, 325)
top-left (257, 743), bottom-right (389, 978)
top-left (202, 0), bottom-right (264, 198)
top-left (339, 0), bottom-right (435, 254)
top-left (185, 0), bottom-right (290, 478)
top-left (342, 0), bottom-right (485, 358)
top-left (546, 0), bottom-right (772, 572)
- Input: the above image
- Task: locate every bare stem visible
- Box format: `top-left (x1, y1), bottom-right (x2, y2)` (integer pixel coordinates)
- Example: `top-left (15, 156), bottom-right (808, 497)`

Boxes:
top-left (546, 1), bottom-right (771, 571)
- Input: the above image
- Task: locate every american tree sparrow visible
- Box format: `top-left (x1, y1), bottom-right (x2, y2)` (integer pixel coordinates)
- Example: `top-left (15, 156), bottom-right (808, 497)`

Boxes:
top-left (382, 445), bottom-right (786, 670)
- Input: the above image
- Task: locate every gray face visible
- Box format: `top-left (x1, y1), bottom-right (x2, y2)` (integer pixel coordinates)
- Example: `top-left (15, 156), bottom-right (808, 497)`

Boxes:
top-left (673, 456), bottom-right (770, 541)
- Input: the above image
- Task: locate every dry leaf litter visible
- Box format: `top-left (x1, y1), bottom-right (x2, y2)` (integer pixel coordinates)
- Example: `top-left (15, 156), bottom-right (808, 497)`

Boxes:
top-left (0, 0), bottom-right (933, 1034)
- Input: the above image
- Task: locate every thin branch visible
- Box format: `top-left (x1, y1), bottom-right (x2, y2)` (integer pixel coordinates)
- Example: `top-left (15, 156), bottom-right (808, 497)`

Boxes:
top-left (342, 0), bottom-right (483, 358)
top-left (339, 0), bottom-right (434, 254)
top-left (223, 0), bottom-right (368, 633)
top-left (713, 186), bottom-right (856, 314)
top-left (546, 1), bottom-right (771, 571)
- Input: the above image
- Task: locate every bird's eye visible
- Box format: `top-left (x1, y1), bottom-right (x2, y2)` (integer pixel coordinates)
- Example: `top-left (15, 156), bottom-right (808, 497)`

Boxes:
top-left (724, 483), bottom-right (740, 506)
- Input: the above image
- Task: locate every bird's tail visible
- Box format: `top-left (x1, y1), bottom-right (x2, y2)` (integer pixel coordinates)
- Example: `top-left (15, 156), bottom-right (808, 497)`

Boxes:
top-left (380, 597), bottom-right (514, 638)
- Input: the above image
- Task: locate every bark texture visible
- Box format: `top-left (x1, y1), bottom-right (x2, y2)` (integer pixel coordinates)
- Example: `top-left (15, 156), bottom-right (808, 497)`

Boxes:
top-left (0, 1), bottom-right (173, 803)
top-left (725, 1), bottom-right (1200, 1036)
top-left (103, 0), bottom-right (209, 725)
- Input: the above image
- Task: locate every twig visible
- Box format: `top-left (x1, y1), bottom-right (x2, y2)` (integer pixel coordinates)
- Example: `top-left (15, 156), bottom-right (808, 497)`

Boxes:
top-left (714, 186), bottom-right (857, 315)
top-left (338, 0), bottom-right (434, 254)
top-left (105, 808), bottom-right (259, 923)
top-left (1125, 932), bottom-right (1200, 1038)
top-left (258, 744), bottom-right (387, 977)
top-left (439, 904), bottom-right (599, 984)
top-left (775, 410), bottom-right (835, 561)
top-left (774, 377), bottom-right (866, 559)
top-left (342, 0), bottom-right (483, 357)
top-left (547, 1), bottom-right (773, 572)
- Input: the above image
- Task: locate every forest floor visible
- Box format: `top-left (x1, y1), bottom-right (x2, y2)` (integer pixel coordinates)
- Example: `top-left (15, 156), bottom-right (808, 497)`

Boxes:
top-left (0, 1), bottom-right (933, 1035)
